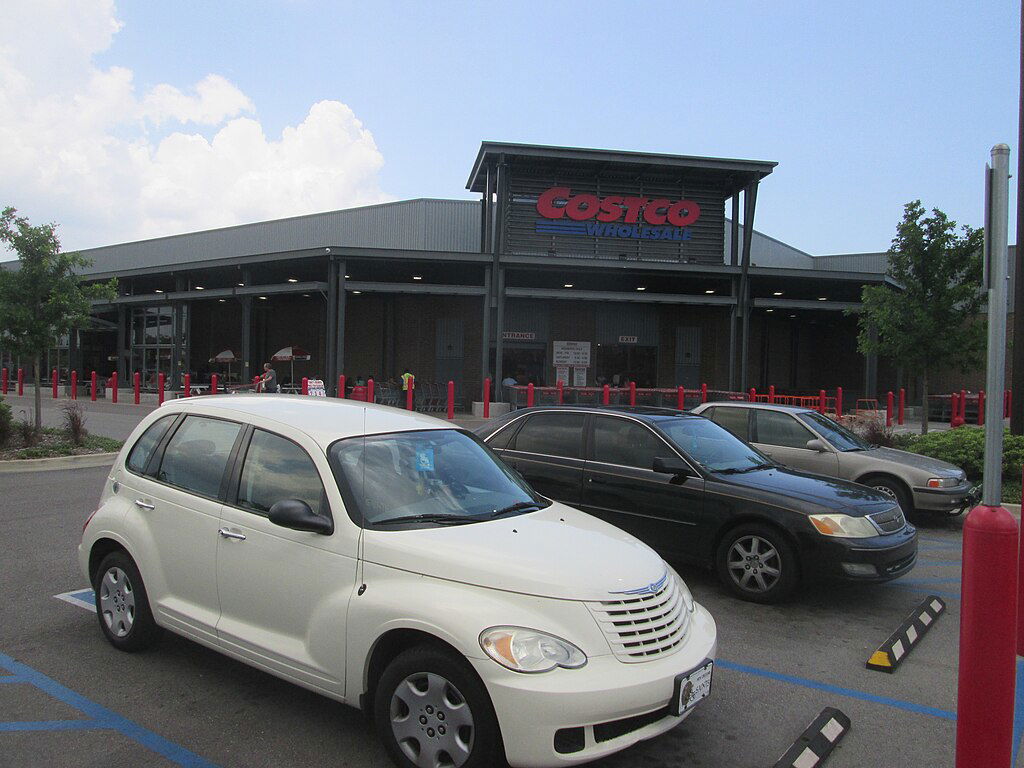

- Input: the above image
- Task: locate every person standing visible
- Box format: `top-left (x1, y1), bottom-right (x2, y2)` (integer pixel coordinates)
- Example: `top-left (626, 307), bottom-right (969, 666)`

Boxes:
top-left (401, 366), bottom-right (415, 406)
top-left (260, 362), bottom-right (279, 394)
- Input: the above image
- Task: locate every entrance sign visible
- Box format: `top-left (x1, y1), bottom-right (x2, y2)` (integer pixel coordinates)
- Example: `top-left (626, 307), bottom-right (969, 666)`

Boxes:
top-left (307, 379), bottom-right (326, 397)
top-left (553, 341), bottom-right (591, 367)
top-left (572, 367), bottom-right (587, 386)
top-left (503, 331), bottom-right (536, 341)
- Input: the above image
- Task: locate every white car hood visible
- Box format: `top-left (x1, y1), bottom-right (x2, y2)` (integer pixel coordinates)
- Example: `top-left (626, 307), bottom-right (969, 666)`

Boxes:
top-left (361, 502), bottom-right (667, 601)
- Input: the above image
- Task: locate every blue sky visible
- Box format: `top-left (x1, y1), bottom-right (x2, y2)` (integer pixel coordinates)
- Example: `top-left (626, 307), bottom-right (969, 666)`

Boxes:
top-left (3, 1), bottom-right (1019, 254)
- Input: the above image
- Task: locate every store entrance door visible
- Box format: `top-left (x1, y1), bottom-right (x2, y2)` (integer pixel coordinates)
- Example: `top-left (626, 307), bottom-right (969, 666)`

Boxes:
top-left (491, 343), bottom-right (547, 386)
top-left (674, 327), bottom-right (701, 388)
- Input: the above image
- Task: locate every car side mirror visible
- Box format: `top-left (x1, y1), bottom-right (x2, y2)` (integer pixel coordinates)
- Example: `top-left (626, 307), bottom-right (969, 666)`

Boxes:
top-left (805, 439), bottom-right (829, 453)
top-left (268, 499), bottom-right (334, 535)
top-left (653, 456), bottom-right (693, 476)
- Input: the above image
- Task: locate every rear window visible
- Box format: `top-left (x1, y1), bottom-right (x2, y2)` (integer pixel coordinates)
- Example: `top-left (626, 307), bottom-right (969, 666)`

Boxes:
top-left (709, 407), bottom-right (750, 441)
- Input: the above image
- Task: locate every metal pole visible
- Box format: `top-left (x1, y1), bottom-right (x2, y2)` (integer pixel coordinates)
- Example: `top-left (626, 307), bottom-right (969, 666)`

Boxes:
top-left (983, 145), bottom-right (1011, 507)
top-left (1011, 0), bottom-right (1024, 434)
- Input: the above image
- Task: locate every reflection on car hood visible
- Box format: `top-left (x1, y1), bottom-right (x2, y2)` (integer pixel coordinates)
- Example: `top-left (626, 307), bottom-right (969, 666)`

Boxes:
top-left (862, 446), bottom-right (963, 476)
top-left (717, 466), bottom-right (896, 514)
top-left (361, 502), bottom-right (666, 601)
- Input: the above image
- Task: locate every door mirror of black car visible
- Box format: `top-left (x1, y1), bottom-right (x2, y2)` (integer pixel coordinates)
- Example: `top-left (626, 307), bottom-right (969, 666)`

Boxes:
top-left (805, 438), bottom-right (829, 453)
top-left (268, 499), bottom-right (334, 535)
top-left (653, 456), bottom-right (693, 476)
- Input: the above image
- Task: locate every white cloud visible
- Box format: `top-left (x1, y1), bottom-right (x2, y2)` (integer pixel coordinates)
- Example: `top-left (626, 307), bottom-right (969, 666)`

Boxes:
top-left (0, 0), bottom-right (390, 251)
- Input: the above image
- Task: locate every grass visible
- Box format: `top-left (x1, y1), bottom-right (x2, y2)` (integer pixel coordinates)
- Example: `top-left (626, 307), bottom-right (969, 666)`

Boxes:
top-left (0, 427), bottom-right (122, 460)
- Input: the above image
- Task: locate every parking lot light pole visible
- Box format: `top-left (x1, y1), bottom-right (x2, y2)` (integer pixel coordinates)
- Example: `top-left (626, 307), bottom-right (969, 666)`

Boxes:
top-left (957, 144), bottom-right (1018, 768)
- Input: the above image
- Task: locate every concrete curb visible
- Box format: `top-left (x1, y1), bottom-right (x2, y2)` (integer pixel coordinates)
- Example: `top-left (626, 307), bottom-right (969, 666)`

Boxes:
top-left (0, 452), bottom-right (118, 473)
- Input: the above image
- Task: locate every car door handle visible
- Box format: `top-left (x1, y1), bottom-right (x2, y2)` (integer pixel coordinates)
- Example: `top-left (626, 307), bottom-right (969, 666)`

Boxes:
top-left (218, 528), bottom-right (246, 541)
top-left (134, 499), bottom-right (155, 510)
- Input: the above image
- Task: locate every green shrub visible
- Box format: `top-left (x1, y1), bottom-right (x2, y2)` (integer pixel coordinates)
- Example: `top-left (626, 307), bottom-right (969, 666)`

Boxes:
top-left (0, 396), bottom-right (11, 447)
top-left (904, 427), bottom-right (1024, 481)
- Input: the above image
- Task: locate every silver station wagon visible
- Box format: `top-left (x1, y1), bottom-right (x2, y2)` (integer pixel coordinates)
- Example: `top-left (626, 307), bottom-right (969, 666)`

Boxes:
top-left (690, 402), bottom-right (975, 516)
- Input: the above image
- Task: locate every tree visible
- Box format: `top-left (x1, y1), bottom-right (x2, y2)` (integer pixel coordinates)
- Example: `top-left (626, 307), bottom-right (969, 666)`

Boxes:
top-left (0, 207), bottom-right (117, 430)
top-left (854, 201), bottom-right (984, 434)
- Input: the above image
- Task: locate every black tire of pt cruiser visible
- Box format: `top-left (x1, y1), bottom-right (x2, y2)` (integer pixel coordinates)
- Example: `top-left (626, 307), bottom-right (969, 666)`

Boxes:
top-left (715, 523), bottom-right (799, 604)
top-left (93, 550), bottom-right (163, 652)
top-left (374, 645), bottom-right (507, 768)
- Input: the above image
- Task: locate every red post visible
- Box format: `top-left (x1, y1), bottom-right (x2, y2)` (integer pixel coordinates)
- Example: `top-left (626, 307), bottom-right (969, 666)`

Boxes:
top-left (301, 377), bottom-right (309, 396)
top-left (182, 373), bottom-right (190, 397)
top-left (898, 388), bottom-right (905, 425)
top-left (338, 375), bottom-right (346, 398)
top-left (368, 377), bottom-right (375, 404)
top-left (157, 373), bottom-right (165, 405)
top-left (447, 380), bottom-right (455, 420)
top-left (629, 381), bottom-right (636, 406)
top-left (677, 386), bottom-right (685, 410)
top-left (133, 372), bottom-right (140, 404)
top-left (211, 373), bottom-right (218, 395)
top-left (1018, 467), bottom-right (1024, 657)
top-left (17, 368), bottom-right (23, 396)
top-left (957, 504), bottom-right (1018, 767)
top-left (91, 370), bottom-right (97, 401)
top-left (819, 389), bottom-right (826, 414)
top-left (406, 376), bottom-right (414, 410)
top-left (556, 380), bottom-right (563, 404)
top-left (951, 393), bottom-right (961, 428)
top-left (978, 390), bottom-right (986, 426)
top-left (111, 372), bottom-right (118, 403)
top-left (483, 378), bottom-right (490, 419)
top-left (886, 391), bottom-right (893, 427)
top-left (748, 388), bottom-right (755, 402)
top-left (71, 370), bottom-right (77, 400)
top-left (1, 367), bottom-right (7, 394)
top-left (52, 369), bottom-right (58, 399)
top-left (1006, 390), bottom-right (1012, 419)
top-left (701, 382), bottom-right (708, 403)
top-left (768, 385), bottom-right (775, 404)
top-left (527, 382), bottom-right (535, 407)
top-left (602, 384), bottom-right (610, 405)
top-left (836, 387), bottom-right (843, 419)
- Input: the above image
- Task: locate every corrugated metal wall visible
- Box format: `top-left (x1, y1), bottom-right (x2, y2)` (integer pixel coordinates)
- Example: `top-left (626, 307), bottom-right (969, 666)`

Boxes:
top-left (724, 221), bottom-right (815, 269)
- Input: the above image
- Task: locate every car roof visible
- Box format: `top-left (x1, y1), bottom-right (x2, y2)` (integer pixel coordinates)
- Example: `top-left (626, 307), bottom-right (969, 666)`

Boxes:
top-left (154, 395), bottom-right (454, 449)
top-left (696, 401), bottom-right (815, 415)
top-left (485, 405), bottom-right (706, 422)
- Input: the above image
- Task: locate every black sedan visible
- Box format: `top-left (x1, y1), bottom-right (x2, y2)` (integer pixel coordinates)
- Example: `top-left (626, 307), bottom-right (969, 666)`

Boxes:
top-left (475, 406), bottom-right (918, 603)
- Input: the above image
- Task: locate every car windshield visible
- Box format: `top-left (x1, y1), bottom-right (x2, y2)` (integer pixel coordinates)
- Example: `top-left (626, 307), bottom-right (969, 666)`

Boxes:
top-left (797, 411), bottom-right (870, 451)
top-left (655, 417), bottom-right (772, 473)
top-left (328, 429), bottom-right (548, 527)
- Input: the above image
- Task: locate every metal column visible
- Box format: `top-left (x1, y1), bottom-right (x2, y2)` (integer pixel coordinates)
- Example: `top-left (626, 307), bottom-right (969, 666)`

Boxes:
top-left (116, 306), bottom-right (126, 381)
top-left (326, 257), bottom-right (338, 391)
top-left (240, 267), bottom-right (253, 383)
top-left (494, 268), bottom-right (506, 399)
top-left (336, 261), bottom-right (346, 386)
top-left (480, 267), bottom-right (491, 386)
top-left (739, 182), bottom-right (758, 391)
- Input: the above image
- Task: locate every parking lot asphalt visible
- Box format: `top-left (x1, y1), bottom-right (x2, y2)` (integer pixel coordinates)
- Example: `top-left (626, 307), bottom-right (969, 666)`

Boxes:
top-left (0, 464), bottom-right (1003, 767)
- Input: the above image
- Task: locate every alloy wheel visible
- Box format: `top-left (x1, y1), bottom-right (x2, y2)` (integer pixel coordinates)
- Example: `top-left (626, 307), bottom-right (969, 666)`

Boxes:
top-left (390, 672), bottom-right (475, 768)
top-left (99, 566), bottom-right (136, 638)
top-left (727, 535), bottom-right (782, 593)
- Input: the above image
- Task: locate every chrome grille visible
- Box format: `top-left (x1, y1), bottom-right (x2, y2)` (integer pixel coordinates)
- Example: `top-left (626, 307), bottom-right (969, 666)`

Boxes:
top-left (870, 507), bottom-right (906, 533)
top-left (586, 572), bottom-right (691, 663)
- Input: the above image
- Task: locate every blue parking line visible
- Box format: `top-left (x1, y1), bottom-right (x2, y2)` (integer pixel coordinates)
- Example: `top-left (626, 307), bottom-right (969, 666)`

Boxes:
top-left (916, 559), bottom-right (962, 566)
top-left (717, 658), bottom-right (956, 721)
top-left (0, 653), bottom-right (218, 767)
top-left (883, 584), bottom-right (961, 600)
top-left (1013, 659), bottom-right (1024, 765)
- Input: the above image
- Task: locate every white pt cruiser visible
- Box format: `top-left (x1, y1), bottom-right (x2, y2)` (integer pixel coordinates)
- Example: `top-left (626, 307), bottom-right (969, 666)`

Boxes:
top-left (80, 396), bottom-right (717, 767)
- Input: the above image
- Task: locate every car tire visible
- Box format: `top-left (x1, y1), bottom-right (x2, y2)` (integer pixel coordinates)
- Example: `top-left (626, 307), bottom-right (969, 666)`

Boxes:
top-left (374, 645), bottom-right (506, 768)
top-left (715, 524), bottom-right (799, 604)
top-left (863, 475), bottom-right (913, 516)
top-left (93, 550), bottom-right (162, 652)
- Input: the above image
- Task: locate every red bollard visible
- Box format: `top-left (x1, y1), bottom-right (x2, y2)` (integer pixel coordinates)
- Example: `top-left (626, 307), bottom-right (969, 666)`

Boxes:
top-left (958, 504), bottom-right (1018, 767)
top-left (1, 367), bottom-right (7, 394)
top-left (406, 376), bottom-right (414, 410)
top-left (52, 369), bottom-right (58, 399)
top-left (338, 375), bottom-right (346, 398)
top-left (301, 377), bottom-right (309, 396)
top-left (527, 382), bottom-right (535, 407)
top-left (1019, 467), bottom-right (1024, 657)
top-left (898, 388), bottom-right (905, 425)
top-left (91, 371), bottom-right (97, 401)
top-left (629, 381), bottom-right (636, 407)
top-left (748, 388), bottom-right (755, 402)
top-left (979, 391), bottom-right (986, 426)
top-left (819, 389), bottom-right (826, 414)
top-left (447, 380), bottom-right (455, 420)
top-left (768, 384), bottom-right (775, 404)
top-left (111, 372), bottom-right (118, 403)
top-left (677, 386), bottom-right (685, 410)
top-left (961, 388), bottom-right (967, 421)
top-left (951, 393), bottom-right (961, 428)
top-left (701, 383), bottom-right (708, 403)
top-left (211, 373), bottom-right (218, 395)
top-left (886, 391), bottom-right (893, 427)
top-left (556, 380), bottom-right (563, 404)
top-left (158, 373), bottom-right (165, 405)
top-left (836, 387), bottom-right (843, 419)
top-left (368, 377), bottom-right (375, 404)
top-left (602, 384), bottom-right (610, 405)
top-left (17, 368), bottom-right (23, 396)
top-left (71, 370), bottom-right (77, 400)
top-left (183, 373), bottom-right (191, 397)
top-left (1006, 390), bottom-right (1012, 419)
top-left (482, 378), bottom-right (490, 419)
top-left (133, 372), bottom-right (140, 404)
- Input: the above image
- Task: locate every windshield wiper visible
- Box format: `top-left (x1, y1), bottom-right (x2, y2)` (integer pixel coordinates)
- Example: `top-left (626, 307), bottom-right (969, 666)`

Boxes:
top-left (373, 513), bottom-right (481, 526)
top-left (716, 463), bottom-right (774, 475)
top-left (484, 501), bottom-right (544, 518)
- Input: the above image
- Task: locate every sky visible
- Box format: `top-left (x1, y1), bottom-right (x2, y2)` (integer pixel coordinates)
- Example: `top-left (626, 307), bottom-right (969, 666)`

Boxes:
top-left (0, 0), bottom-right (1019, 258)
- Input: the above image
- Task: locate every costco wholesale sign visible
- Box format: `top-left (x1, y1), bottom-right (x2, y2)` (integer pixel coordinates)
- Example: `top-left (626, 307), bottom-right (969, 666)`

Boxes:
top-left (535, 186), bottom-right (701, 241)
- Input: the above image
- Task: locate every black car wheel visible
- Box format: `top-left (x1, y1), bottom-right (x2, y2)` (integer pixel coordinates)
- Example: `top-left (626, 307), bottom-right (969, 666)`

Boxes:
top-left (374, 645), bottom-right (506, 768)
top-left (93, 550), bottom-right (162, 651)
top-left (716, 524), bottom-right (798, 603)
top-left (864, 475), bottom-right (912, 516)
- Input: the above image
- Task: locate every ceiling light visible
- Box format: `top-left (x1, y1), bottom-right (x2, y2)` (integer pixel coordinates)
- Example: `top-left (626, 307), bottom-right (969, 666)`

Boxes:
top-left (218, 299), bottom-right (226, 303)
top-left (237, 282), bottom-right (245, 286)
top-left (352, 290), bottom-right (362, 295)
top-left (345, 274), bottom-right (350, 279)
top-left (789, 314), bottom-right (796, 318)
top-left (705, 290), bottom-right (715, 294)
top-left (154, 289), bottom-right (164, 293)
top-left (636, 287), bottom-right (646, 291)
top-left (413, 276), bottom-right (423, 281)
top-left (766, 309), bottom-right (774, 313)
top-left (773, 291), bottom-right (783, 296)
top-left (563, 283), bottom-right (574, 288)
top-left (194, 286), bottom-right (204, 290)
top-left (258, 296), bottom-right (267, 300)
top-left (287, 278), bottom-right (298, 283)
top-left (818, 297), bottom-right (827, 301)
top-left (302, 293), bottom-right (311, 297)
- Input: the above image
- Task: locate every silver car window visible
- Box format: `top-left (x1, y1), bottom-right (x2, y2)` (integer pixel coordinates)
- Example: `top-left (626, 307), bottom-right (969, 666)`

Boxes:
top-left (754, 410), bottom-right (815, 449)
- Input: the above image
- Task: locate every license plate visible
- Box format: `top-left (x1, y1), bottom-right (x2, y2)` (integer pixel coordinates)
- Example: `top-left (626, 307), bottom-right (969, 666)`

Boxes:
top-left (671, 660), bottom-right (713, 716)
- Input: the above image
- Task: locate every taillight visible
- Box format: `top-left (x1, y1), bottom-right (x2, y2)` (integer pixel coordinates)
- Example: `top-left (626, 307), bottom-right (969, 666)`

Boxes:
top-left (82, 508), bottom-right (99, 535)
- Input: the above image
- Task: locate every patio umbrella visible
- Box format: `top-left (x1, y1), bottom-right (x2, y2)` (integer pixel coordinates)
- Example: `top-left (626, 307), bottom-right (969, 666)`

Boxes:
top-left (271, 346), bottom-right (311, 386)
top-left (208, 349), bottom-right (238, 386)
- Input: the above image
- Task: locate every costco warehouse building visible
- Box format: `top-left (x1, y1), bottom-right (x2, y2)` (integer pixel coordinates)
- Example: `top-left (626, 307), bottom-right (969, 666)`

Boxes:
top-left (1, 142), bottom-right (940, 404)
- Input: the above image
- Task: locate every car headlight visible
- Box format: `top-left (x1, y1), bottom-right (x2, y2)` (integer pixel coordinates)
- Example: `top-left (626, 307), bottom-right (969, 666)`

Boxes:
top-left (479, 627), bottom-right (587, 673)
top-left (808, 514), bottom-right (878, 538)
top-left (927, 477), bottom-right (960, 488)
